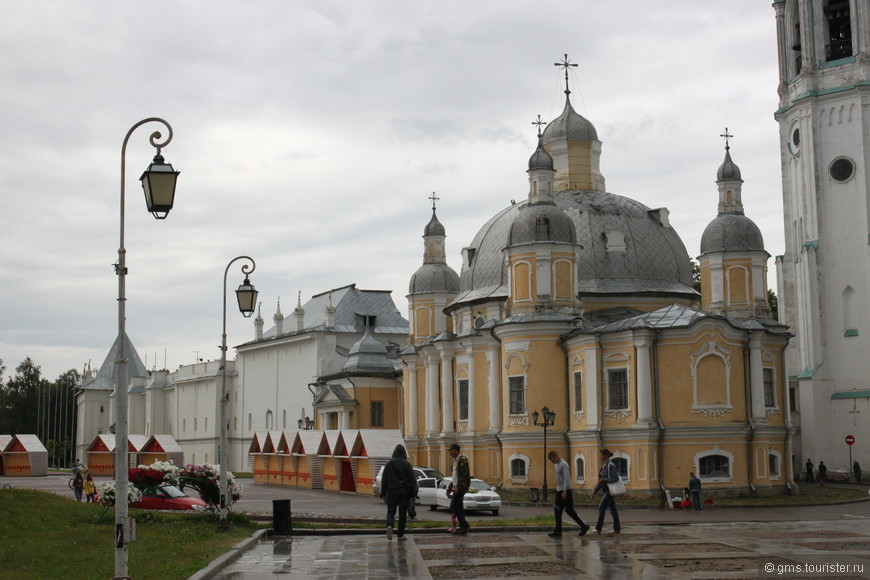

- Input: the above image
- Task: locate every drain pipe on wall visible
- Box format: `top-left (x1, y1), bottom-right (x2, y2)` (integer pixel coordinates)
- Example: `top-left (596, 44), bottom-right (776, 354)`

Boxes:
top-left (744, 339), bottom-right (757, 493)
top-left (596, 332), bottom-right (604, 452)
top-left (652, 330), bottom-right (668, 501)
top-left (780, 342), bottom-right (795, 493)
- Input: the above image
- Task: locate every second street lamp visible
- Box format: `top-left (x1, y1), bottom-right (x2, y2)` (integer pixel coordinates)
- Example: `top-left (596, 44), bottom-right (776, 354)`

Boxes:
top-left (532, 406), bottom-right (556, 503)
top-left (219, 256), bottom-right (258, 531)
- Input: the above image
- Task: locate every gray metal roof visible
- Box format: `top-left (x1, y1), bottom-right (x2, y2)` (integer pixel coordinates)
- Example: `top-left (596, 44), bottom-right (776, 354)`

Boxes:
top-left (80, 333), bottom-right (148, 391)
top-left (542, 95), bottom-right (598, 143)
top-left (409, 263), bottom-right (460, 295)
top-left (717, 148), bottom-right (742, 181)
top-left (250, 284), bottom-right (409, 343)
top-left (452, 190), bottom-right (695, 308)
top-left (700, 213), bottom-right (765, 254)
top-left (424, 209), bottom-right (446, 237)
top-left (528, 136), bottom-right (554, 170)
top-left (342, 328), bottom-right (399, 376)
top-left (508, 202), bottom-right (576, 246)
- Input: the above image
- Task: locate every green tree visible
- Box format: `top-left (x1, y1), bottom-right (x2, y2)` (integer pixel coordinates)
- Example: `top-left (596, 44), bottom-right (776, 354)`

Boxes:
top-left (768, 288), bottom-right (779, 321)
top-left (0, 357), bottom-right (48, 434)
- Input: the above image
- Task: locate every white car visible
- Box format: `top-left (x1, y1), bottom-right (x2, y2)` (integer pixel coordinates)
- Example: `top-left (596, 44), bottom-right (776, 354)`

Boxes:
top-left (433, 478), bottom-right (501, 516)
top-left (373, 465), bottom-right (445, 499)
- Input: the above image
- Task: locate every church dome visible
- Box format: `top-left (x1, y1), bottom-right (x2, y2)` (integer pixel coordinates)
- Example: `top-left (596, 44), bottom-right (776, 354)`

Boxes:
top-left (528, 138), bottom-right (554, 170)
top-left (342, 328), bottom-right (396, 375)
top-left (452, 190), bottom-right (695, 306)
top-left (542, 96), bottom-right (598, 144)
top-left (409, 262), bottom-right (460, 295)
top-left (717, 148), bottom-right (742, 180)
top-left (508, 202), bottom-right (576, 246)
top-left (424, 209), bottom-right (446, 237)
top-left (699, 213), bottom-right (765, 254)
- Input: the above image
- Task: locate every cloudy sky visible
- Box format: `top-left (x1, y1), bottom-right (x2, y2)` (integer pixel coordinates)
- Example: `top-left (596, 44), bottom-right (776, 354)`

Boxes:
top-left (0, 1), bottom-right (784, 381)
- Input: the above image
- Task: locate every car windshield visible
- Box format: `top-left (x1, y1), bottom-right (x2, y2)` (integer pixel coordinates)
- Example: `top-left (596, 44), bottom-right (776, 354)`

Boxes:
top-left (469, 480), bottom-right (490, 492)
top-left (159, 485), bottom-right (187, 498)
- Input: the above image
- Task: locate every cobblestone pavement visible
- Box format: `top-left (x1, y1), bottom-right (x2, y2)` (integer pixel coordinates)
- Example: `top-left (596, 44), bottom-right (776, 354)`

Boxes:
top-left (212, 518), bottom-right (870, 579)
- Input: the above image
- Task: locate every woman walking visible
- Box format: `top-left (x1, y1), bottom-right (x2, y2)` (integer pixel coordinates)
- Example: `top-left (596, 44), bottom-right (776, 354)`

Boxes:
top-left (381, 444), bottom-right (418, 541)
top-left (591, 448), bottom-right (621, 535)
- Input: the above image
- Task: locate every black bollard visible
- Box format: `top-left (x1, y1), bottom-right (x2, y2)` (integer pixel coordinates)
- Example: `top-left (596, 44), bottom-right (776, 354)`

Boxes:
top-left (272, 499), bottom-right (292, 535)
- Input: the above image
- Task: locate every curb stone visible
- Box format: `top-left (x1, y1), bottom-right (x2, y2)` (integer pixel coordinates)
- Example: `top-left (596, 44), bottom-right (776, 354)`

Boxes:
top-left (188, 528), bottom-right (268, 580)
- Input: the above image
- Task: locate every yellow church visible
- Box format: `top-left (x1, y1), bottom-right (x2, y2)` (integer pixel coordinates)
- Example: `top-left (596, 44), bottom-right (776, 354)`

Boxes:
top-left (399, 75), bottom-right (793, 497)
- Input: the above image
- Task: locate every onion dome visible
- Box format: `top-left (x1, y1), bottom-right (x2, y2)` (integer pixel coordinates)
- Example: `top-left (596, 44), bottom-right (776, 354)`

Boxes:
top-left (700, 213), bottom-right (765, 253)
top-left (717, 146), bottom-right (742, 181)
top-left (541, 95), bottom-right (598, 145)
top-left (424, 209), bottom-right (446, 237)
top-left (409, 263), bottom-right (460, 294)
top-left (508, 202), bottom-right (576, 246)
top-left (528, 135), bottom-right (554, 171)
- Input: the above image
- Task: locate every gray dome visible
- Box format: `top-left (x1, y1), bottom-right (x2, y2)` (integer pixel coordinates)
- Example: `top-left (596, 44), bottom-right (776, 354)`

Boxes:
top-left (541, 96), bottom-right (598, 144)
top-left (451, 190), bottom-right (695, 306)
top-left (508, 203), bottom-right (576, 246)
top-left (528, 137), bottom-right (554, 170)
top-left (424, 210), bottom-right (446, 236)
top-left (717, 148), bottom-right (742, 181)
top-left (700, 213), bottom-right (764, 254)
top-left (409, 262), bottom-right (460, 295)
top-left (342, 329), bottom-right (396, 375)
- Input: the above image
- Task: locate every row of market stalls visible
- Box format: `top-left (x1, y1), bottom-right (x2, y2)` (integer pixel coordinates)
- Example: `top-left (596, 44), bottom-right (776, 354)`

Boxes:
top-left (249, 429), bottom-right (404, 495)
top-left (82, 434), bottom-right (184, 476)
top-left (0, 435), bottom-right (48, 476)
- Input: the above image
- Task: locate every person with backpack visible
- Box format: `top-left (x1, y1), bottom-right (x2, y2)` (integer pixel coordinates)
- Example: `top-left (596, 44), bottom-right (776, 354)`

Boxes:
top-left (591, 448), bottom-right (622, 535)
top-left (381, 444), bottom-right (418, 541)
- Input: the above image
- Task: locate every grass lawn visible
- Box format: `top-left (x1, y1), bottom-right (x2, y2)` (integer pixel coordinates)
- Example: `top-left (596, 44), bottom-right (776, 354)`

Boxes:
top-left (0, 488), bottom-right (265, 580)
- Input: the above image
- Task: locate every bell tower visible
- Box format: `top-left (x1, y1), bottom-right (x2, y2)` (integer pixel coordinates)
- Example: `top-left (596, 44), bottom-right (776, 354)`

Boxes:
top-left (773, 0), bottom-right (870, 464)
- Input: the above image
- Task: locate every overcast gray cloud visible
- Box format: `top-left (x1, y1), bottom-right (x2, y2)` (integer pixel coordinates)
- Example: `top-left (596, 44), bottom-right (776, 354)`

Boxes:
top-left (0, 1), bottom-right (783, 380)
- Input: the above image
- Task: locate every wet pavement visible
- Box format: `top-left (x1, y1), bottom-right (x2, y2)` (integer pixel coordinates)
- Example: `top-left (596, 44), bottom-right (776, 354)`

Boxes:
top-left (210, 518), bottom-right (870, 579)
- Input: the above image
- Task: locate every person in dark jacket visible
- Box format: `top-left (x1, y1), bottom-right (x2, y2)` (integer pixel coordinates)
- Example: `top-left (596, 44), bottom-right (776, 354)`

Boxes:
top-left (381, 444), bottom-right (418, 541)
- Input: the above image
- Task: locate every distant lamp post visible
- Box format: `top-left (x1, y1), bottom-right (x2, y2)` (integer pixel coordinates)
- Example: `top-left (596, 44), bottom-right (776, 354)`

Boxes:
top-left (532, 406), bottom-right (556, 502)
top-left (298, 416), bottom-right (315, 430)
top-left (114, 118), bottom-right (179, 579)
top-left (219, 256), bottom-right (258, 532)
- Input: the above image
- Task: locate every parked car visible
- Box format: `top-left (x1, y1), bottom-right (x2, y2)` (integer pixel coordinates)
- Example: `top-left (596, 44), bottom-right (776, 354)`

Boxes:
top-left (416, 476), bottom-right (442, 509)
top-left (373, 465), bottom-right (445, 499)
top-left (433, 478), bottom-right (501, 515)
top-left (131, 485), bottom-right (208, 511)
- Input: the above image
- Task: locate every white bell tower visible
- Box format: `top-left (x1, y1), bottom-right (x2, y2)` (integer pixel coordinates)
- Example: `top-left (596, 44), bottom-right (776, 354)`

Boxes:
top-left (773, 0), bottom-right (870, 471)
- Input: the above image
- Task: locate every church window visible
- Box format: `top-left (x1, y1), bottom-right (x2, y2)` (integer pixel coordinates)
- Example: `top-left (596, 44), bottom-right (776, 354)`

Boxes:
top-left (824, 0), bottom-right (852, 62)
top-left (458, 380), bottom-right (469, 420)
top-left (607, 369), bottom-right (629, 410)
top-left (830, 157), bottom-right (854, 182)
top-left (535, 217), bottom-right (550, 240)
top-left (612, 457), bottom-right (629, 479)
top-left (789, 386), bottom-right (797, 412)
top-left (248, 413), bottom-right (252, 430)
top-left (699, 455), bottom-right (730, 478)
top-left (205, 417), bottom-right (208, 431)
top-left (194, 418), bottom-right (198, 432)
top-left (266, 410), bottom-right (273, 430)
top-left (183, 419), bottom-right (186, 433)
top-left (371, 401), bottom-right (384, 427)
top-left (511, 458), bottom-right (527, 478)
top-left (769, 452), bottom-right (781, 478)
top-left (573, 371), bottom-right (583, 412)
top-left (763, 368), bottom-right (776, 408)
top-left (508, 376), bottom-right (526, 414)
top-left (844, 286), bottom-right (858, 336)
top-left (575, 456), bottom-right (585, 482)
top-left (283, 410), bottom-right (286, 429)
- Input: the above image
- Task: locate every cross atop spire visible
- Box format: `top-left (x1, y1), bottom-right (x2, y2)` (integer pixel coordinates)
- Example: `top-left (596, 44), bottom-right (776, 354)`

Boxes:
top-left (532, 114), bottom-right (547, 138)
top-left (720, 127), bottom-right (734, 150)
top-left (554, 53), bottom-right (578, 96)
top-left (429, 191), bottom-right (440, 210)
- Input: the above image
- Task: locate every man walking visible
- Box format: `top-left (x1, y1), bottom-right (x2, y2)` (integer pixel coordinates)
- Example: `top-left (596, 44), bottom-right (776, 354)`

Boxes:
top-left (446, 443), bottom-right (470, 535)
top-left (805, 459), bottom-right (814, 484)
top-left (818, 461), bottom-right (827, 486)
top-left (547, 451), bottom-right (590, 537)
top-left (688, 472), bottom-right (702, 511)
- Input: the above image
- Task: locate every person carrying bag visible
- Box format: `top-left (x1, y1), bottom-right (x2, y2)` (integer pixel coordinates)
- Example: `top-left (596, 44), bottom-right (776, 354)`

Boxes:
top-left (381, 444), bottom-right (418, 541)
top-left (591, 448), bottom-right (622, 535)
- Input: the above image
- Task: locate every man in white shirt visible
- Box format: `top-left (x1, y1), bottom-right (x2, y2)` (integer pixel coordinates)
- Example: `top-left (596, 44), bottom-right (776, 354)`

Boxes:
top-left (547, 450), bottom-right (590, 537)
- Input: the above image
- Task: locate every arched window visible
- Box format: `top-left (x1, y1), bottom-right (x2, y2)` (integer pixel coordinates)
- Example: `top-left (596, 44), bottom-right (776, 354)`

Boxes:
top-left (574, 455), bottom-right (585, 483)
top-left (769, 451), bottom-right (782, 480)
top-left (266, 410), bottom-right (273, 430)
top-left (612, 456), bottom-right (629, 481)
top-left (509, 452), bottom-right (530, 483)
top-left (824, 0), bottom-right (852, 62)
top-left (511, 458), bottom-right (526, 478)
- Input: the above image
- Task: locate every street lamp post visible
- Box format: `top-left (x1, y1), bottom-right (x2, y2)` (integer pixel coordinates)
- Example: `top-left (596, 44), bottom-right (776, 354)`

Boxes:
top-left (219, 257), bottom-right (258, 531)
top-left (114, 118), bottom-right (179, 579)
top-left (297, 416), bottom-right (314, 430)
top-left (531, 406), bottom-right (556, 503)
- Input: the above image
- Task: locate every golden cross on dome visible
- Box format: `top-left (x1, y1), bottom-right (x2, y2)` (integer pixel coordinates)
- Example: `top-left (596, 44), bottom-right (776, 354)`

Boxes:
top-left (720, 127), bottom-right (734, 149)
top-left (554, 53), bottom-right (578, 96)
top-left (532, 114), bottom-right (547, 138)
